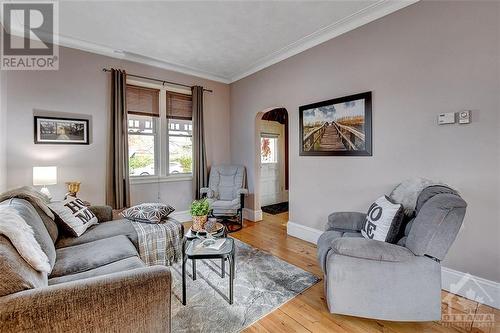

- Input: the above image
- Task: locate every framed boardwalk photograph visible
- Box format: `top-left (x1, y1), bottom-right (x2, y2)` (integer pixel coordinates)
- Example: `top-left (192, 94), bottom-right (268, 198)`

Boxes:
top-left (299, 92), bottom-right (372, 156)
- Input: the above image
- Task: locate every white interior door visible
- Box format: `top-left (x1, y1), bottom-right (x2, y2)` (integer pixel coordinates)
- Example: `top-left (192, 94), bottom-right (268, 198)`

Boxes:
top-left (260, 134), bottom-right (280, 206)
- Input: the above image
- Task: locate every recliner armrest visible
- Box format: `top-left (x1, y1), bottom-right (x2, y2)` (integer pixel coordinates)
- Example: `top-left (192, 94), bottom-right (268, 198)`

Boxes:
top-left (0, 266), bottom-right (171, 332)
top-left (200, 187), bottom-right (214, 198)
top-left (326, 212), bottom-right (366, 232)
top-left (331, 237), bottom-right (414, 262)
top-left (236, 189), bottom-right (248, 196)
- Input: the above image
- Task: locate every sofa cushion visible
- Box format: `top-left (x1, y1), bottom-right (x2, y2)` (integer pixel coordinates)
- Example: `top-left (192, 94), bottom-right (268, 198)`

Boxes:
top-left (50, 235), bottom-right (139, 278)
top-left (0, 198), bottom-right (56, 269)
top-left (55, 219), bottom-right (138, 249)
top-left (0, 236), bottom-right (47, 297)
top-left (33, 205), bottom-right (58, 243)
top-left (48, 197), bottom-right (98, 237)
top-left (48, 257), bottom-right (145, 285)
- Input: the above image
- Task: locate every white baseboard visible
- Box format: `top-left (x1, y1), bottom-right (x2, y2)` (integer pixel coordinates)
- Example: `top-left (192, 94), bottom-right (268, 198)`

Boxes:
top-left (170, 210), bottom-right (191, 223)
top-left (441, 267), bottom-right (499, 309)
top-left (286, 221), bottom-right (500, 309)
top-left (287, 220), bottom-right (323, 244)
top-left (243, 208), bottom-right (263, 222)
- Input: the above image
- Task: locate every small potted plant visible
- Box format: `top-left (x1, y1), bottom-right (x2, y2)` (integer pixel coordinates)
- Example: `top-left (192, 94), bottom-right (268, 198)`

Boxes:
top-left (190, 198), bottom-right (211, 231)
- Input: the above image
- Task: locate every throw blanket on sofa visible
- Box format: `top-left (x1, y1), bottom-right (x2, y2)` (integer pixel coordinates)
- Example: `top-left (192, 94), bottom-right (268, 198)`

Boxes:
top-left (0, 206), bottom-right (51, 272)
top-left (0, 186), bottom-right (55, 220)
top-left (130, 218), bottom-right (183, 266)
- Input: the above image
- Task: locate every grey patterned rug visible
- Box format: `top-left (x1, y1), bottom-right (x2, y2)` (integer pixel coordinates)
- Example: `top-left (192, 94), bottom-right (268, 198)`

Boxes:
top-left (170, 238), bottom-right (320, 333)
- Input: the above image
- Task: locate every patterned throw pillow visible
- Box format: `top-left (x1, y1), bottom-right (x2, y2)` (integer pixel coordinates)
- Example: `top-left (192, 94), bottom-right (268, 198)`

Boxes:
top-left (121, 203), bottom-right (175, 224)
top-left (361, 196), bottom-right (404, 243)
top-left (48, 197), bottom-right (98, 237)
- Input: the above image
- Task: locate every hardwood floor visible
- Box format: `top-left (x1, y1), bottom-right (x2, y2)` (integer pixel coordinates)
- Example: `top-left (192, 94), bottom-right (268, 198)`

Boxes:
top-left (230, 212), bottom-right (498, 333)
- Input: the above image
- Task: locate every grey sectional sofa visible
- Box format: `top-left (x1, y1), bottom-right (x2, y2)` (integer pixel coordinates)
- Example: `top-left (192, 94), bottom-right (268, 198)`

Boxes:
top-left (317, 186), bottom-right (467, 321)
top-left (0, 198), bottom-right (171, 332)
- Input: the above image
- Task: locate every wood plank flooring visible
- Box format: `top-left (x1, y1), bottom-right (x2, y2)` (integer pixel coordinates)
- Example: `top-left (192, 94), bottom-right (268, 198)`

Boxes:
top-left (230, 212), bottom-right (499, 333)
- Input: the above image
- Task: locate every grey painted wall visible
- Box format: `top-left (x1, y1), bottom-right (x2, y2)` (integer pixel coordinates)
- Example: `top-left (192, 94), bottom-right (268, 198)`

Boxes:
top-left (230, 1), bottom-right (500, 282)
top-left (4, 46), bottom-right (230, 210)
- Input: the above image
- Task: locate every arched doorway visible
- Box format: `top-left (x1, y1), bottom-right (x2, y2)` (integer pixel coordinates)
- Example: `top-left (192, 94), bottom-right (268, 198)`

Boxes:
top-left (255, 108), bottom-right (289, 216)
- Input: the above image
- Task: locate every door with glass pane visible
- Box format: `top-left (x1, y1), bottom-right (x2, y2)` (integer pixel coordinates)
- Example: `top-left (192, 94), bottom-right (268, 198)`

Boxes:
top-left (260, 134), bottom-right (280, 206)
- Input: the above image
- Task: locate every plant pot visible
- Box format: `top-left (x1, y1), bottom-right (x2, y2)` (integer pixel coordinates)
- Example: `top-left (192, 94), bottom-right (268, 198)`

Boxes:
top-left (192, 215), bottom-right (208, 231)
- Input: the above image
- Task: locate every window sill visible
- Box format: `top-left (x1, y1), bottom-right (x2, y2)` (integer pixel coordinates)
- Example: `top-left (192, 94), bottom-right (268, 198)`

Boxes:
top-left (130, 175), bottom-right (193, 185)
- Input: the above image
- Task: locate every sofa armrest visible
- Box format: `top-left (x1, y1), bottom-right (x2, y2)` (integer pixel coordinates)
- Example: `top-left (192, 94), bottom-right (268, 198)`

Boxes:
top-left (0, 266), bottom-right (171, 332)
top-left (200, 187), bottom-right (214, 198)
top-left (89, 205), bottom-right (113, 222)
top-left (326, 212), bottom-right (366, 232)
top-left (236, 188), bottom-right (249, 196)
top-left (331, 237), bottom-right (414, 262)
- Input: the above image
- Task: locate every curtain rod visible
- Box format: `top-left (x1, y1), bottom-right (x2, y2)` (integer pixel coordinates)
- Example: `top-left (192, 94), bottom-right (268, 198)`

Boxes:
top-left (102, 68), bottom-right (213, 93)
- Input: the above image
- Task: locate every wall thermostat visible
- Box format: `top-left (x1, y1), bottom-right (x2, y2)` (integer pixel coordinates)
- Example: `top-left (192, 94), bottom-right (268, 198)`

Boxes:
top-left (458, 110), bottom-right (471, 124)
top-left (438, 112), bottom-right (455, 125)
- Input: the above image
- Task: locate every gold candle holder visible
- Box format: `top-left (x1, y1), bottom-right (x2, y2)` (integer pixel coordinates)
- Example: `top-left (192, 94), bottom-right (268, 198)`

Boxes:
top-left (66, 181), bottom-right (81, 197)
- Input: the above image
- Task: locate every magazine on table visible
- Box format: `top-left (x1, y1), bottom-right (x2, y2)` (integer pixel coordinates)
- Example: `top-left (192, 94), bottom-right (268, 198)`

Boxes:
top-left (195, 238), bottom-right (227, 251)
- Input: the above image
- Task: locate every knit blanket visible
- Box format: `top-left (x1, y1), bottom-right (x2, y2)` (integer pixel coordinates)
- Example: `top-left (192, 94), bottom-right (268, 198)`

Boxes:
top-left (130, 217), bottom-right (183, 266)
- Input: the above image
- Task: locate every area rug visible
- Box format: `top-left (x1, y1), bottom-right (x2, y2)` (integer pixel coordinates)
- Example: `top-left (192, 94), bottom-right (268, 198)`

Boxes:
top-left (261, 201), bottom-right (288, 215)
top-left (170, 238), bottom-right (319, 333)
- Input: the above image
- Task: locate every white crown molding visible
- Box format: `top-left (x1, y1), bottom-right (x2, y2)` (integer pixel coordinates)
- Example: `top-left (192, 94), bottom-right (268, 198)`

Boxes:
top-left (56, 34), bottom-right (232, 84)
top-left (229, 0), bottom-right (420, 83)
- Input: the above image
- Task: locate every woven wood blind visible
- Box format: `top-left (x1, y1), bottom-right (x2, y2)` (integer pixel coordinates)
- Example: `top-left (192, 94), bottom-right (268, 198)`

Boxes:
top-left (166, 91), bottom-right (192, 120)
top-left (126, 85), bottom-right (160, 117)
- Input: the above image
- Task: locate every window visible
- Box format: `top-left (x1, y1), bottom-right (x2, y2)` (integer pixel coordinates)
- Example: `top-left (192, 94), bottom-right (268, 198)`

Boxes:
top-left (168, 119), bottom-right (192, 174)
top-left (166, 91), bottom-right (193, 175)
top-left (126, 83), bottom-right (193, 179)
top-left (128, 114), bottom-right (157, 176)
top-left (261, 136), bottom-right (278, 164)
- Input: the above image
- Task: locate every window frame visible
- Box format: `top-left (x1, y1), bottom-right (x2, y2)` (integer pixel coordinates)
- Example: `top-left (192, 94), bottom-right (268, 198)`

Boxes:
top-left (127, 79), bottom-right (193, 185)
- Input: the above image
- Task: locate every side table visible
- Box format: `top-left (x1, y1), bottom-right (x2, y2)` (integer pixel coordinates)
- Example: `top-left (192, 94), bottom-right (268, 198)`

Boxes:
top-left (182, 237), bottom-right (235, 305)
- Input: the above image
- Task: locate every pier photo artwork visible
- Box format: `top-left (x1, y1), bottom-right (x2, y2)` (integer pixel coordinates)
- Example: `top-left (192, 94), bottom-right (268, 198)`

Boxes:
top-left (299, 91), bottom-right (372, 156)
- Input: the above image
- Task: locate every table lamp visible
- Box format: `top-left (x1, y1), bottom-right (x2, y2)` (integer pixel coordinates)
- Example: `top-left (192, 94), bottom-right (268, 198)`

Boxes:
top-left (33, 166), bottom-right (57, 199)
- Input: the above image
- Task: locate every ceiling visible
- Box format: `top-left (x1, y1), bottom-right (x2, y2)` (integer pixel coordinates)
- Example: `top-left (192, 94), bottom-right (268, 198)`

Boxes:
top-left (56, 1), bottom-right (417, 83)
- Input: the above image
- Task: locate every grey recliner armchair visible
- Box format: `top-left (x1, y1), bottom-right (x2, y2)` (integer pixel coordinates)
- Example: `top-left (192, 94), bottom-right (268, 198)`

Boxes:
top-left (200, 165), bottom-right (248, 232)
top-left (317, 186), bottom-right (467, 321)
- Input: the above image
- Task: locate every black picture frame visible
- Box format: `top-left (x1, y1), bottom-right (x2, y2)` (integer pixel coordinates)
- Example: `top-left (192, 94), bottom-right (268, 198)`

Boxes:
top-left (299, 91), bottom-right (372, 156)
top-left (34, 116), bottom-right (90, 145)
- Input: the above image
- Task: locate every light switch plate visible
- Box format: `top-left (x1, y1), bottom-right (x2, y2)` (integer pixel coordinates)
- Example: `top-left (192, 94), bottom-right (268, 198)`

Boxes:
top-left (458, 110), bottom-right (471, 124)
top-left (438, 112), bottom-right (455, 125)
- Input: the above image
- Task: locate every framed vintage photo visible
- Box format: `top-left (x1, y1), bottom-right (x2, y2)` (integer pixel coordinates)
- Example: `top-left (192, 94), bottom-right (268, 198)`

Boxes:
top-left (299, 92), bottom-right (372, 156)
top-left (34, 116), bottom-right (90, 145)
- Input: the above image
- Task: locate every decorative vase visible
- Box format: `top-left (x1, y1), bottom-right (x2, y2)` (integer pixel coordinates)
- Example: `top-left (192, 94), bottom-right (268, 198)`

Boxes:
top-left (192, 215), bottom-right (208, 231)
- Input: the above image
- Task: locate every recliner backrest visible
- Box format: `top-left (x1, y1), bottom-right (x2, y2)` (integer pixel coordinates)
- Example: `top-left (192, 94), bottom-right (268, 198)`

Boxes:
top-left (208, 165), bottom-right (246, 200)
top-left (406, 186), bottom-right (467, 261)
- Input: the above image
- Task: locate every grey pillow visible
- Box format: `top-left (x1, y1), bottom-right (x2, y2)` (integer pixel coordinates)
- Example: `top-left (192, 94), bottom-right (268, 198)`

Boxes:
top-left (121, 203), bottom-right (175, 224)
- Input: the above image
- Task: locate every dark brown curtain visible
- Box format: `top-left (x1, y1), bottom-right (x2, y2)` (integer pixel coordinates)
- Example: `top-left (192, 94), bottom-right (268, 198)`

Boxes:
top-left (192, 86), bottom-right (208, 199)
top-left (106, 69), bottom-right (131, 209)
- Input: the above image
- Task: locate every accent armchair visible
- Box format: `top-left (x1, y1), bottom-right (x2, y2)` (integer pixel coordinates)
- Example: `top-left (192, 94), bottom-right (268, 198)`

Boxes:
top-left (200, 165), bottom-right (248, 232)
top-left (317, 186), bottom-right (467, 321)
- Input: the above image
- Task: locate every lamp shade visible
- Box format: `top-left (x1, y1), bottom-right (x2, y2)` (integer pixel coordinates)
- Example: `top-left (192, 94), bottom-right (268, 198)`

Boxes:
top-left (33, 166), bottom-right (57, 186)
